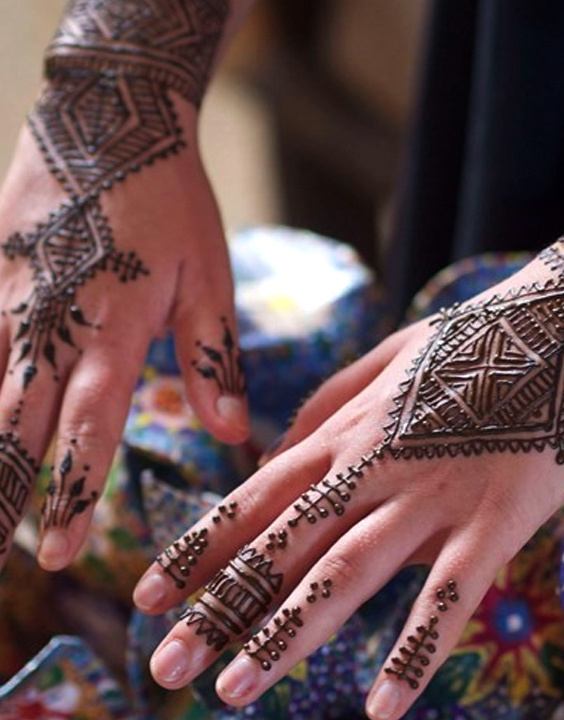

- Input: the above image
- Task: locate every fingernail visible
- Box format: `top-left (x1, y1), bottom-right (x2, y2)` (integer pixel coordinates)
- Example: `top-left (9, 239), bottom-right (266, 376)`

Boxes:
top-left (217, 395), bottom-right (248, 432)
top-left (38, 529), bottom-right (70, 571)
top-left (151, 640), bottom-right (190, 685)
top-left (134, 572), bottom-right (168, 611)
top-left (217, 656), bottom-right (259, 701)
top-left (367, 681), bottom-right (401, 719)
top-left (258, 433), bottom-right (285, 467)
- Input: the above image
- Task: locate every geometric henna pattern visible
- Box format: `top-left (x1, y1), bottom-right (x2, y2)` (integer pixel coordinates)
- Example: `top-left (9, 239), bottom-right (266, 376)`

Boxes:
top-left (2, 0), bottom-right (228, 389)
top-left (0, 433), bottom-right (39, 555)
top-left (156, 527), bottom-right (209, 589)
top-left (41, 446), bottom-right (97, 530)
top-left (382, 283), bottom-right (564, 464)
top-left (178, 607), bottom-right (230, 652)
top-left (384, 580), bottom-right (459, 690)
top-left (181, 546), bottom-right (283, 649)
top-left (193, 317), bottom-right (246, 396)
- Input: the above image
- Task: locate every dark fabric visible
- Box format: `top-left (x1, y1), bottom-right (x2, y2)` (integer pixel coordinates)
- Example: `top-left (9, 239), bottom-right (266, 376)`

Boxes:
top-left (389, 0), bottom-right (564, 318)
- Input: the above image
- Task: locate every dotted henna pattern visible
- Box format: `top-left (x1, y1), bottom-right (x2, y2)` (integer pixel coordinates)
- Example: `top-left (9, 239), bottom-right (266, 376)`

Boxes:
top-left (384, 580), bottom-right (459, 690)
top-left (42, 446), bottom-right (97, 530)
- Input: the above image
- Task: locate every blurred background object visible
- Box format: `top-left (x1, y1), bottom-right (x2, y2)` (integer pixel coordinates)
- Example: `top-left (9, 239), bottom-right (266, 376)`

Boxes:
top-left (0, 0), bottom-right (428, 273)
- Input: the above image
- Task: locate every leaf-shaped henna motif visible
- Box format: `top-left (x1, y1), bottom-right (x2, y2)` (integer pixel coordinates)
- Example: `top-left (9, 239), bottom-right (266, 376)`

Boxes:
top-left (42, 446), bottom-right (97, 530)
top-left (193, 317), bottom-right (247, 395)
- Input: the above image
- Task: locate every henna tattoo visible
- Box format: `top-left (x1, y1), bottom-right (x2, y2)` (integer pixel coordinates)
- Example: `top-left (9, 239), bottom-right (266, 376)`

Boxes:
top-left (265, 529), bottom-right (288, 552)
top-left (156, 527), bottom-right (208, 589)
top-left (245, 577), bottom-right (333, 671)
top-left (244, 607), bottom-right (303, 671)
top-left (42, 447), bottom-right (98, 530)
top-left (178, 607), bottom-right (230, 651)
top-left (0, 434), bottom-right (39, 555)
top-left (192, 546), bottom-right (283, 638)
top-left (212, 501), bottom-right (238, 524)
top-left (287, 452), bottom-right (383, 528)
top-left (384, 580), bottom-right (459, 689)
top-left (193, 317), bottom-right (246, 396)
top-left (306, 578), bottom-right (332, 603)
top-left (3, 0), bottom-right (228, 389)
top-left (539, 238), bottom-right (564, 276)
top-left (382, 282), bottom-right (564, 464)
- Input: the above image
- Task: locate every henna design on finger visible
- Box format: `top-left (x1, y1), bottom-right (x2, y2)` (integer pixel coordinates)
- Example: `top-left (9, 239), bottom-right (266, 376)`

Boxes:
top-left (3, 0), bottom-right (228, 389)
top-left (193, 317), bottom-right (246, 396)
top-left (156, 527), bottom-right (208, 590)
top-left (382, 278), bottom-right (564, 464)
top-left (178, 607), bottom-right (230, 651)
top-left (244, 577), bottom-right (333, 671)
top-left (384, 580), bottom-right (459, 690)
top-left (0, 434), bottom-right (39, 556)
top-left (244, 607), bottom-right (303, 671)
top-left (198, 546), bottom-right (283, 635)
top-left (265, 529), bottom-right (288, 552)
top-left (287, 451), bottom-right (383, 528)
top-left (212, 501), bottom-right (238, 524)
top-left (42, 447), bottom-right (98, 530)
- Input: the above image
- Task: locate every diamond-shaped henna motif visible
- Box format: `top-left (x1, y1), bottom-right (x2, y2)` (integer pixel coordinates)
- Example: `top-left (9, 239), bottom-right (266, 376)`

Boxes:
top-left (385, 287), bottom-right (564, 461)
top-left (66, 75), bottom-right (134, 156)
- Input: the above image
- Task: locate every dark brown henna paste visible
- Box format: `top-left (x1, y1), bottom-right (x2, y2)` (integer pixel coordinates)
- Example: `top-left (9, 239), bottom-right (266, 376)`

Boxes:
top-left (193, 317), bottom-right (246, 396)
top-left (212, 501), bottom-right (238, 524)
top-left (265, 529), bottom-right (288, 552)
top-left (287, 452), bottom-right (383, 528)
top-left (42, 447), bottom-right (98, 530)
top-left (382, 281), bottom-right (564, 464)
top-left (3, 0), bottom-right (228, 389)
top-left (0, 434), bottom-right (39, 556)
top-left (185, 546), bottom-right (283, 642)
top-left (244, 607), bottom-right (303, 671)
top-left (244, 577), bottom-right (333, 671)
top-left (384, 580), bottom-right (459, 690)
top-left (178, 607), bottom-right (230, 651)
top-left (156, 527), bottom-right (208, 589)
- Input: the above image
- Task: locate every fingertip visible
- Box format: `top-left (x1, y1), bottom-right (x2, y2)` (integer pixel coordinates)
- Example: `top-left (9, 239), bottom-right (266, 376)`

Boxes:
top-left (37, 528), bottom-right (71, 571)
top-left (133, 570), bottom-right (168, 613)
top-left (365, 680), bottom-right (402, 720)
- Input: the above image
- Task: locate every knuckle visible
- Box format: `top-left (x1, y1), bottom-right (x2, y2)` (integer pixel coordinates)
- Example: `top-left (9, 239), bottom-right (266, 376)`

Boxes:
top-left (322, 551), bottom-right (362, 587)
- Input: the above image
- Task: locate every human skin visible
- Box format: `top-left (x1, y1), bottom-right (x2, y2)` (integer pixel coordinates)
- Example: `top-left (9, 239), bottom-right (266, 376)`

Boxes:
top-left (0, 0), bottom-right (255, 575)
top-left (133, 244), bottom-right (564, 719)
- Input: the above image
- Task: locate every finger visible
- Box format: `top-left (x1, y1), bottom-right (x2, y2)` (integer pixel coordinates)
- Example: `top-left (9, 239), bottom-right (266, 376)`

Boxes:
top-left (37, 342), bottom-right (146, 571)
top-left (173, 181), bottom-right (249, 446)
top-left (260, 327), bottom-right (414, 466)
top-left (146, 449), bottom-right (425, 691)
top-left (365, 530), bottom-right (502, 720)
top-left (0, 340), bottom-right (67, 568)
top-left (133, 437), bottom-right (332, 614)
top-left (213, 497), bottom-right (441, 706)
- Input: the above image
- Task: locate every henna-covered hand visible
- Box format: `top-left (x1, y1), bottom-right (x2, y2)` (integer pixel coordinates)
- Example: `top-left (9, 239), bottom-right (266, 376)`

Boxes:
top-left (134, 240), bottom-right (564, 719)
top-left (0, 0), bottom-right (253, 575)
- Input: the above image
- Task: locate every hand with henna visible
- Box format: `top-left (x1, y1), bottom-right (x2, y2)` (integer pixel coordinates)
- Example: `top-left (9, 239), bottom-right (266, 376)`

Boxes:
top-left (0, 0), bottom-right (254, 574)
top-left (133, 240), bottom-right (564, 719)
